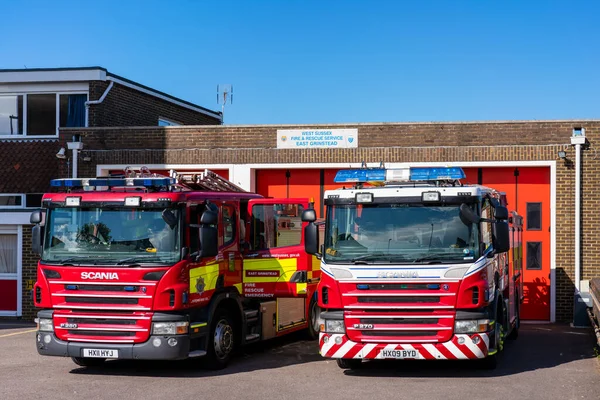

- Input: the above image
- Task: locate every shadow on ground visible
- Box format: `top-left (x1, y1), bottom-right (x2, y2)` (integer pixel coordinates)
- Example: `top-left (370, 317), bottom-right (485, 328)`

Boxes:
top-left (67, 324), bottom-right (598, 378)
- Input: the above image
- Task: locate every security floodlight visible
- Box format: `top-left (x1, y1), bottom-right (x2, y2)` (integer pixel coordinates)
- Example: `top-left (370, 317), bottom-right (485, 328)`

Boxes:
top-left (558, 151), bottom-right (567, 159)
top-left (56, 148), bottom-right (66, 159)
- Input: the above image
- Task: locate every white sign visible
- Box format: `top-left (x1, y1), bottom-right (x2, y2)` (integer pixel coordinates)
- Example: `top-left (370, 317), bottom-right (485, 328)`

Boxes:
top-left (277, 128), bottom-right (358, 149)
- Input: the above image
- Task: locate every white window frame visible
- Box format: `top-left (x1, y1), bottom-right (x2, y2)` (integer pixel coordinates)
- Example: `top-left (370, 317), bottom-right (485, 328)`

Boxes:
top-left (0, 194), bottom-right (25, 209)
top-left (0, 91), bottom-right (88, 139)
top-left (0, 226), bottom-right (22, 317)
top-left (158, 117), bottom-right (181, 127)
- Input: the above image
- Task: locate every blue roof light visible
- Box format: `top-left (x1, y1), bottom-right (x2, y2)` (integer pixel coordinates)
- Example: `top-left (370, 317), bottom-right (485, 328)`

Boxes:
top-left (334, 169), bottom-right (386, 183)
top-left (409, 167), bottom-right (465, 181)
top-left (50, 177), bottom-right (175, 190)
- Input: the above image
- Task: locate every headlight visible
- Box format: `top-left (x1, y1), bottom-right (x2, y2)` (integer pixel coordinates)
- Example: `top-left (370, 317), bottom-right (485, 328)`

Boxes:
top-left (454, 319), bottom-right (490, 334)
top-left (324, 319), bottom-right (345, 333)
top-left (36, 318), bottom-right (54, 332)
top-left (152, 321), bottom-right (189, 335)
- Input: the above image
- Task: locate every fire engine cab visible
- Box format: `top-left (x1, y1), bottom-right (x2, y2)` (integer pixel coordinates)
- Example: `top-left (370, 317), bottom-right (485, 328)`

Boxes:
top-left (31, 169), bottom-right (320, 369)
top-left (302, 166), bottom-right (523, 369)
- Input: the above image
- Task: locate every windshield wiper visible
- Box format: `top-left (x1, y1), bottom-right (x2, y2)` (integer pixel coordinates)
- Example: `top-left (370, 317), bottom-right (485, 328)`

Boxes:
top-left (349, 253), bottom-right (405, 264)
top-left (413, 253), bottom-right (465, 263)
top-left (116, 256), bottom-right (163, 266)
top-left (55, 256), bottom-right (103, 265)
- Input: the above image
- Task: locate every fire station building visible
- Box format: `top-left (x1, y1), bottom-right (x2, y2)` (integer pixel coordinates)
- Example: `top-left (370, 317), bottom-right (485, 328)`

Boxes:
top-left (0, 68), bottom-right (596, 325)
top-left (50, 120), bottom-right (597, 325)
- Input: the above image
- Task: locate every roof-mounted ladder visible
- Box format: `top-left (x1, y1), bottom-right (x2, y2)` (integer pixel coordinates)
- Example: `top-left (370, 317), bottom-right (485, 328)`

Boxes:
top-left (171, 169), bottom-right (246, 192)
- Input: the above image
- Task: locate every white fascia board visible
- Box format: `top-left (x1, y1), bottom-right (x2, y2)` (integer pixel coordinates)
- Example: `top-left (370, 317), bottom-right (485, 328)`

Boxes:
top-left (0, 82), bottom-right (89, 94)
top-left (0, 69), bottom-right (106, 84)
top-left (0, 212), bottom-right (34, 225)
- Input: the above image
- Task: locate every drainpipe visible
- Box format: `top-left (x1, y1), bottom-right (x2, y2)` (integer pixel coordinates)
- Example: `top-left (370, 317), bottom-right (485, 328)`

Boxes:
top-left (66, 135), bottom-right (83, 178)
top-left (85, 81), bottom-right (114, 108)
top-left (571, 128), bottom-right (586, 292)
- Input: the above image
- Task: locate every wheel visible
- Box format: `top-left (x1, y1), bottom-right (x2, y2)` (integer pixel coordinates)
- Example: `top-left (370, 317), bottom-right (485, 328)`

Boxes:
top-left (205, 309), bottom-right (236, 370)
top-left (306, 295), bottom-right (322, 340)
top-left (507, 291), bottom-right (520, 340)
top-left (336, 358), bottom-right (363, 369)
top-left (71, 357), bottom-right (106, 367)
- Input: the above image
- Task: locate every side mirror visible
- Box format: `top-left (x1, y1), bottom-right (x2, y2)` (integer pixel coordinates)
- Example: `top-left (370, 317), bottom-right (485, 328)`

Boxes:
top-left (30, 211), bottom-right (42, 224)
top-left (162, 209), bottom-right (178, 229)
top-left (494, 206), bottom-right (509, 220)
top-left (459, 203), bottom-right (480, 224)
top-left (199, 225), bottom-right (218, 258)
top-left (302, 209), bottom-right (317, 223)
top-left (304, 222), bottom-right (320, 255)
top-left (494, 221), bottom-right (510, 254)
top-left (32, 225), bottom-right (42, 256)
top-left (200, 209), bottom-right (218, 225)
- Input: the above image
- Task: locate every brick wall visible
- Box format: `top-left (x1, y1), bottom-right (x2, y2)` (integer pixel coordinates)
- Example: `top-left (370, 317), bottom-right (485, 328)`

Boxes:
top-left (21, 227), bottom-right (37, 320)
top-left (62, 121), bottom-right (599, 322)
top-left (87, 81), bottom-right (221, 127)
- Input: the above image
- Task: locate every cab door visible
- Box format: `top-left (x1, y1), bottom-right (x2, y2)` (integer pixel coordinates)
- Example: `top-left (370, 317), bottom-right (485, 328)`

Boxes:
top-left (243, 199), bottom-right (311, 298)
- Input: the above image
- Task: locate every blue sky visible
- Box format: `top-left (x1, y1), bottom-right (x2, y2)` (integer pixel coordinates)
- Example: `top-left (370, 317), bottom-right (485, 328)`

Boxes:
top-left (2, 1), bottom-right (599, 124)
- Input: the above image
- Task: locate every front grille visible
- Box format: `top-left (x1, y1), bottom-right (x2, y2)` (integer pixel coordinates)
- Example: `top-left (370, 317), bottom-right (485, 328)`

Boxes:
top-left (66, 285), bottom-right (140, 292)
top-left (68, 318), bottom-right (137, 325)
top-left (360, 330), bottom-right (437, 337)
top-left (69, 330), bottom-right (136, 337)
top-left (360, 318), bottom-right (439, 325)
top-left (64, 297), bottom-right (139, 305)
top-left (357, 296), bottom-right (440, 304)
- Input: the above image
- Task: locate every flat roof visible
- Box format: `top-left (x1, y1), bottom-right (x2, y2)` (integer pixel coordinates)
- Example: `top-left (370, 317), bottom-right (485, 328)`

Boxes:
top-left (0, 67), bottom-right (221, 120)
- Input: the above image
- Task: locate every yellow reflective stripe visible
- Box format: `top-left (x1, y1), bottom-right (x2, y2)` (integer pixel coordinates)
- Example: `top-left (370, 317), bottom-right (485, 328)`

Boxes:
top-left (191, 322), bottom-right (207, 329)
top-left (296, 282), bottom-right (307, 295)
top-left (488, 349), bottom-right (497, 356)
top-left (311, 255), bottom-right (321, 271)
top-left (234, 283), bottom-right (243, 294)
top-left (243, 258), bottom-right (298, 283)
top-left (189, 263), bottom-right (220, 294)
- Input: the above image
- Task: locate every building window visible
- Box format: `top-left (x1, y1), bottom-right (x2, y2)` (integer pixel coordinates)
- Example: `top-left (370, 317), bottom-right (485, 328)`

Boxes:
top-left (158, 118), bottom-right (181, 126)
top-left (0, 93), bottom-right (87, 137)
top-left (526, 241), bottom-right (542, 270)
top-left (0, 95), bottom-right (23, 135)
top-left (27, 94), bottom-right (56, 135)
top-left (59, 94), bottom-right (87, 128)
top-left (0, 234), bottom-right (17, 274)
top-left (526, 202), bottom-right (542, 231)
top-left (0, 194), bottom-right (24, 209)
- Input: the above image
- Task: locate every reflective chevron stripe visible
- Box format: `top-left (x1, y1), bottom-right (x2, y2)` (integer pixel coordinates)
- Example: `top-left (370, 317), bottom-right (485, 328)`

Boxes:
top-left (318, 332), bottom-right (490, 360)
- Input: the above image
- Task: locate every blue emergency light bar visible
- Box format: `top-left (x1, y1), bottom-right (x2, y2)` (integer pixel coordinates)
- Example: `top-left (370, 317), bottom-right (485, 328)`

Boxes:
top-left (409, 167), bottom-right (466, 181)
top-left (50, 177), bottom-right (176, 189)
top-left (333, 169), bottom-right (386, 183)
top-left (334, 167), bottom-right (465, 184)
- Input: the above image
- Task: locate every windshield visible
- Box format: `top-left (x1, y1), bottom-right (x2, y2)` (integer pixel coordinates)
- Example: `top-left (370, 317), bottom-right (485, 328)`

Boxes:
top-left (324, 202), bottom-right (479, 264)
top-left (41, 207), bottom-right (181, 265)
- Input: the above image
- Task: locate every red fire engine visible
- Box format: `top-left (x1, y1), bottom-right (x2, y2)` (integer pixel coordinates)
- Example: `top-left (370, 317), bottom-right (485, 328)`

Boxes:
top-left (31, 169), bottom-right (320, 369)
top-left (302, 166), bottom-right (522, 369)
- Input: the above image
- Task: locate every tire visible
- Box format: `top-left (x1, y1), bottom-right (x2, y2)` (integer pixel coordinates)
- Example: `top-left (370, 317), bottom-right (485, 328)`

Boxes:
top-left (507, 291), bottom-right (520, 340)
top-left (336, 358), bottom-right (362, 370)
top-left (205, 309), bottom-right (236, 370)
top-left (71, 357), bottom-right (106, 367)
top-left (306, 295), bottom-right (322, 340)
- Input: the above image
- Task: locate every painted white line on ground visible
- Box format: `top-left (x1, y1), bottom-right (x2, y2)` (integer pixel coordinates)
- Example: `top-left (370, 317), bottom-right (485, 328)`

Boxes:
top-left (0, 329), bottom-right (37, 338)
